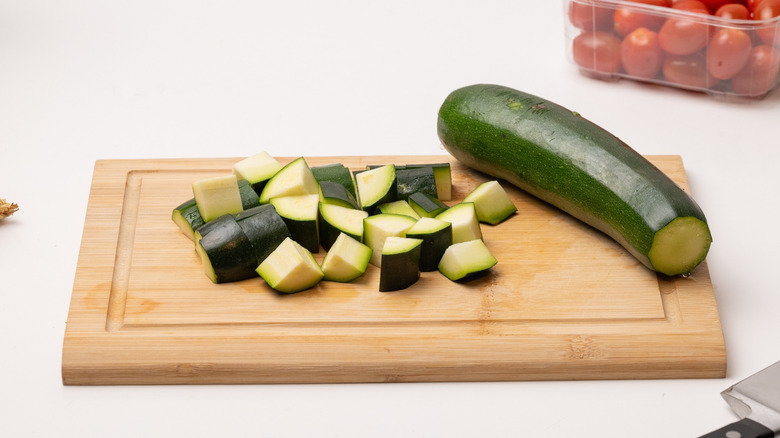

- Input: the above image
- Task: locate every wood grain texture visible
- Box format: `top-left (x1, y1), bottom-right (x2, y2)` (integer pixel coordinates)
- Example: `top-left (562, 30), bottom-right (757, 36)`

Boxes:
top-left (61, 155), bottom-right (726, 385)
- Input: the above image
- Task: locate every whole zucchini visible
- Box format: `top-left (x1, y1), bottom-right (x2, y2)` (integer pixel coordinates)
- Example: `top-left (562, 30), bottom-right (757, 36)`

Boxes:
top-left (437, 84), bottom-right (712, 276)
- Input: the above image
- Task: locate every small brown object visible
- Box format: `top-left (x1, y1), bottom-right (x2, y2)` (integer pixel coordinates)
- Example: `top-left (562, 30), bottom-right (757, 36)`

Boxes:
top-left (0, 198), bottom-right (19, 219)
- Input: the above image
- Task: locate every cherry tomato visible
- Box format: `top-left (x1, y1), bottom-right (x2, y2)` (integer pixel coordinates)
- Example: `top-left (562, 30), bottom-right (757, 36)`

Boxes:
top-left (714, 3), bottom-right (751, 19)
top-left (746, 0), bottom-right (766, 12)
top-left (663, 51), bottom-right (721, 89)
top-left (568, 0), bottom-right (614, 31)
top-left (707, 28), bottom-right (753, 79)
top-left (731, 45), bottom-right (780, 96)
top-left (621, 28), bottom-right (664, 78)
top-left (697, 0), bottom-right (741, 13)
top-left (613, 0), bottom-right (671, 37)
top-left (658, 15), bottom-right (710, 55)
top-left (573, 31), bottom-right (623, 74)
top-left (754, 0), bottom-right (780, 46)
top-left (672, 0), bottom-right (712, 13)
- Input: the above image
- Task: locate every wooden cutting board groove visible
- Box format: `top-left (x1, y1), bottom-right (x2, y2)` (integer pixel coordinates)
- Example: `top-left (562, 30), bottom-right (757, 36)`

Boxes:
top-left (62, 155), bottom-right (726, 385)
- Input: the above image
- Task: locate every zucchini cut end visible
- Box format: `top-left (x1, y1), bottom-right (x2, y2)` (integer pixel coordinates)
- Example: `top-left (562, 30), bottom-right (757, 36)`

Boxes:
top-left (195, 240), bottom-right (219, 283)
top-left (256, 237), bottom-right (324, 293)
top-left (648, 216), bottom-right (712, 277)
top-left (321, 233), bottom-right (373, 282)
top-left (438, 239), bottom-right (497, 282)
top-left (463, 180), bottom-right (517, 225)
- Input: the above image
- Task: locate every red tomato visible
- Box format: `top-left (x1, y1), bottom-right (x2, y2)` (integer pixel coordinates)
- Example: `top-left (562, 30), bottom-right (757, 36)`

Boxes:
top-left (573, 31), bottom-right (623, 74)
top-left (707, 28), bottom-right (753, 79)
top-left (746, 0), bottom-right (766, 11)
top-left (697, 0), bottom-right (741, 12)
top-left (613, 0), bottom-right (670, 37)
top-left (715, 3), bottom-right (751, 19)
top-left (663, 52), bottom-right (721, 89)
top-left (753, 0), bottom-right (780, 46)
top-left (621, 28), bottom-right (664, 78)
top-left (672, 0), bottom-right (712, 13)
top-left (568, 0), bottom-right (614, 31)
top-left (731, 45), bottom-right (780, 96)
top-left (658, 15), bottom-right (710, 55)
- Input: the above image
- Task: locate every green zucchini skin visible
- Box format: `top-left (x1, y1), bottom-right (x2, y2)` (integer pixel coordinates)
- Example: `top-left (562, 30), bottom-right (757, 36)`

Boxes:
top-left (197, 214), bottom-right (258, 283)
top-left (238, 179), bottom-right (261, 210)
top-left (406, 219), bottom-right (452, 272)
top-left (379, 238), bottom-right (422, 292)
top-left (319, 181), bottom-right (359, 209)
top-left (172, 198), bottom-right (205, 241)
top-left (312, 163), bottom-right (357, 197)
top-left (437, 84), bottom-right (711, 276)
top-left (236, 204), bottom-right (291, 265)
top-left (395, 167), bottom-right (437, 200)
top-left (408, 192), bottom-right (448, 218)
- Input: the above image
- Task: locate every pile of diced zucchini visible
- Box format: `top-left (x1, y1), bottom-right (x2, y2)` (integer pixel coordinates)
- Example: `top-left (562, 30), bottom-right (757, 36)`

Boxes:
top-left (172, 152), bottom-right (517, 293)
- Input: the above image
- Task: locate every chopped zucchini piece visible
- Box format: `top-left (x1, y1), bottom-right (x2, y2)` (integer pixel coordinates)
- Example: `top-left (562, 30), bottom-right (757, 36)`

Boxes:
top-left (321, 233), bottom-right (373, 282)
top-left (408, 192), bottom-right (449, 218)
top-left (256, 237), bottom-right (324, 294)
top-left (238, 179), bottom-right (261, 210)
top-left (172, 198), bottom-right (205, 241)
top-left (463, 180), bottom-right (517, 225)
top-left (407, 163), bottom-right (452, 201)
top-left (355, 164), bottom-right (397, 213)
top-left (406, 217), bottom-right (452, 272)
top-left (377, 200), bottom-right (420, 219)
top-left (319, 180), bottom-right (359, 209)
top-left (232, 151), bottom-right (284, 195)
top-left (270, 194), bottom-right (320, 253)
top-left (196, 214), bottom-right (258, 283)
top-left (235, 204), bottom-right (291, 265)
top-left (363, 213), bottom-right (417, 267)
top-left (312, 163), bottom-right (356, 196)
top-left (379, 237), bottom-right (423, 292)
top-left (395, 167), bottom-right (437, 201)
top-left (318, 203), bottom-right (369, 250)
top-left (435, 202), bottom-right (482, 243)
top-left (438, 239), bottom-right (497, 282)
top-left (192, 174), bottom-right (244, 223)
top-left (259, 157), bottom-right (319, 204)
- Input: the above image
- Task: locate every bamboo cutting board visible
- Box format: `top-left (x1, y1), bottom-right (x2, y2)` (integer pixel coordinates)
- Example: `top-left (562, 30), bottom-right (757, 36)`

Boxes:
top-left (62, 155), bottom-right (726, 385)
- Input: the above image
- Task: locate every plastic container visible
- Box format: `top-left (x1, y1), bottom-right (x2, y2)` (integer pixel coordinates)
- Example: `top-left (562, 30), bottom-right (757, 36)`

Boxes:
top-left (564, 0), bottom-right (780, 100)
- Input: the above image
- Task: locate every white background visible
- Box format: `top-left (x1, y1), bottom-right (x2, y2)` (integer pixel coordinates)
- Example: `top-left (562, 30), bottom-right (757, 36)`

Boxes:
top-left (2, 1), bottom-right (779, 436)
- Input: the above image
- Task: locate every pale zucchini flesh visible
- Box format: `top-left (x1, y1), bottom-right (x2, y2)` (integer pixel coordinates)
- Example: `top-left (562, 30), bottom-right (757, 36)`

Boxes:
top-left (435, 202), bottom-right (482, 243)
top-left (318, 203), bottom-right (369, 250)
top-left (256, 237), bottom-right (323, 293)
top-left (355, 164), bottom-right (397, 212)
top-left (259, 157), bottom-right (319, 204)
top-left (462, 180), bottom-right (517, 225)
top-left (321, 232), bottom-right (373, 282)
top-left (232, 151), bottom-right (284, 192)
top-left (377, 200), bottom-right (420, 219)
top-left (438, 239), bottom-right (497, 281)
top-left (363, 213), bottom-right (417, 267)
top-left (648, 216), bottom-right (713, 276)
top-left (172, 198), bottom-right (204, 241)
top-left (270, 194), bottom-right (320, 253)
top-left (192, 174), bottom-right (244, 223)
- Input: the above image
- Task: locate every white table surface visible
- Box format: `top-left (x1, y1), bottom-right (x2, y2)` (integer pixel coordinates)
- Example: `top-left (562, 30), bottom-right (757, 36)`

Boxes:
top-left (2, 1), bottom-right (779, 436)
